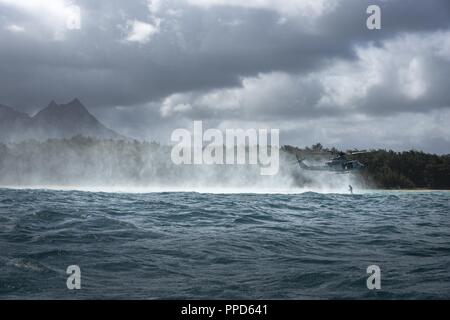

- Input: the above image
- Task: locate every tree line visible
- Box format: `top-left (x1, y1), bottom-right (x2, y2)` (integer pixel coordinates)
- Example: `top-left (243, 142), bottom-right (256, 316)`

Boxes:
top-left (283, 143), bottom-right (450, 189)
top-left (0, 137), bottom-right (449, 189)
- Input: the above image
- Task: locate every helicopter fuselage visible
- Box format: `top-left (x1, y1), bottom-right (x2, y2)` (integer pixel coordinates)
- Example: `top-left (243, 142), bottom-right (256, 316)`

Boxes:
top-left (297, 154), bottom-right (365, 173)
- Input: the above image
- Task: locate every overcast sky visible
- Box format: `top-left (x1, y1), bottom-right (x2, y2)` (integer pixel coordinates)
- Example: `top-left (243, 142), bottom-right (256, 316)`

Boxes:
top-left (1, 0), bottom-right (450, 153)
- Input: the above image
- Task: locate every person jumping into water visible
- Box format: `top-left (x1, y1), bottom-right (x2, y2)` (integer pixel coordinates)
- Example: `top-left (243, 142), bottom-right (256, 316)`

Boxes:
top-left (349, 185), bottom-right (353, 194)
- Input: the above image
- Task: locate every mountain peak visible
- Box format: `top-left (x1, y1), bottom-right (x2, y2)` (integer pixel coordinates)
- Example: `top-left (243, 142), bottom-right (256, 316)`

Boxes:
top-left (46, 98), bottom-right (85, 110)
top-left (48, 100), bottom-right (59, 108)
top-left (69, 97), bottom-right (82, 105)
top-left (62, 98), bottom-right (88, 111)
top-left (35, 98), bottom-right (92, 122)
top-left (0, 99), bottom-right (126, 142)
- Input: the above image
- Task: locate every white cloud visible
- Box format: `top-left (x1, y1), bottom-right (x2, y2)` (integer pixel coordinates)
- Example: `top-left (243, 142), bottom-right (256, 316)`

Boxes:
top-left (159, 72), bottom-right (321, 119)
top-left (184, 0), bottom-right (338, 18)
top-left (161, 99), bottom-right (193, 117)
top-left (282, 110), bottom-right (450, 153)
top-left (5, 24), bottom-right (25, 33)
top-left (398, 58), bottom-right (427, 100)
top-left (0, 0), bottom-right (67, 14)
top-left (0, 0), bottom-right (74, 23)
top-left (315, 31), bottom-right (450, 110)
top-left (160, 31), bottom-right (450, 120)
top-left (0, 0), bottom-right (81, 39)
top-left (147, 0), bottom-right (162, 15)
top-left (126, 19), bottom-right (160, 44)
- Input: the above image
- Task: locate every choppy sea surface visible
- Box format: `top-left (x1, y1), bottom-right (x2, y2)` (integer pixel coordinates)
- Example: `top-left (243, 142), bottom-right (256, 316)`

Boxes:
top-left (0, 188), bottom-right (449, 299)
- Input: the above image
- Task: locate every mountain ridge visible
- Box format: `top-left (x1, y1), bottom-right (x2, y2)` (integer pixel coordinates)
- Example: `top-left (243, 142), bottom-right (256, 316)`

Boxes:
top-left (0, 99), bottom-right (126, 142)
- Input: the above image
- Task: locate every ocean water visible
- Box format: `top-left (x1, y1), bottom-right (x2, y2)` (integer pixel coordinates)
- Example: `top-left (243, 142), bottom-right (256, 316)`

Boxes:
top-left (0, 188), bottom-right (449, 299)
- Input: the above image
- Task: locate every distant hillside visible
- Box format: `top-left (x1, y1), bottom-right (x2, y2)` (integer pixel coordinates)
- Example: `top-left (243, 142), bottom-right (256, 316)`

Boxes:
top-left (0, 99), bottom-right (125, 142)
top-left (0, 104), bottom-right (32, 142)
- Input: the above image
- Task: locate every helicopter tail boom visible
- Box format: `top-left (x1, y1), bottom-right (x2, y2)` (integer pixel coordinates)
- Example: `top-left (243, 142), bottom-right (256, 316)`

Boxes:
top-left (295, 155), bottom-right (326, 171)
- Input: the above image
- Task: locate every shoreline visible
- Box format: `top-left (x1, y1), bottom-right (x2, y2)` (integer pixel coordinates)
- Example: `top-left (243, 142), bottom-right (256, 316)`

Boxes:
top-left (1, 185), bottom-right (449, 195)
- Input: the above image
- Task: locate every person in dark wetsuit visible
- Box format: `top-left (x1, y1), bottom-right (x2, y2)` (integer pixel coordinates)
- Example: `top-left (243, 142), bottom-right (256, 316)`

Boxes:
top-left (349, 185), bottom-right (353, 194)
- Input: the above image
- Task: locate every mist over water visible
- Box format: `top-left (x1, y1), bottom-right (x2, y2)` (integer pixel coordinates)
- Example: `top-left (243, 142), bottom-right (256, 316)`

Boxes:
top-left (0, 140), bottom-right (364, 194)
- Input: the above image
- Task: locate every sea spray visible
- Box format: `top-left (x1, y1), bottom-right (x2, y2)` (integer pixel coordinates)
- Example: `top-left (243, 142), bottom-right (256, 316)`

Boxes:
top-left (0, 137), bottom-right (364, 193)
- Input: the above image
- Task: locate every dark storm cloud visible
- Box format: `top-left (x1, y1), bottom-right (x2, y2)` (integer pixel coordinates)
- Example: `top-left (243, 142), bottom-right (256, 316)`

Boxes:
top-left (0, 0), bottom-right (449, 111)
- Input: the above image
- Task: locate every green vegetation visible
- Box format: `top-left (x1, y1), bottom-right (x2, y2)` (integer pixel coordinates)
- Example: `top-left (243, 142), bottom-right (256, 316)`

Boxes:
top-left (283, 144), bottom-right (450, 190)
top-left (353, 149), bottom-right (450, 189)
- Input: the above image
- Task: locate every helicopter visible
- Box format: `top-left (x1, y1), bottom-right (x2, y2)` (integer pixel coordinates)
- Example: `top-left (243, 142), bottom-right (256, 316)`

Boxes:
top-left (294, 150), bottom-right (367, 173)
